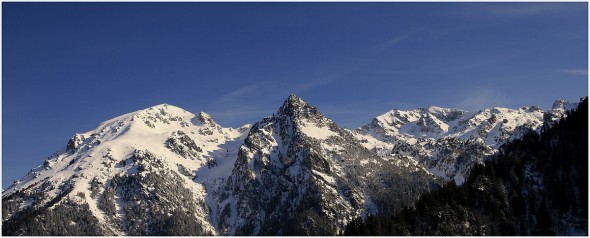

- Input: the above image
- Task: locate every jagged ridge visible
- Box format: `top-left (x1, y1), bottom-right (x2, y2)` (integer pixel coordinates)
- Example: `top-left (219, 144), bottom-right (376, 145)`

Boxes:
top-left (2, 95), bottom-right (582, 235)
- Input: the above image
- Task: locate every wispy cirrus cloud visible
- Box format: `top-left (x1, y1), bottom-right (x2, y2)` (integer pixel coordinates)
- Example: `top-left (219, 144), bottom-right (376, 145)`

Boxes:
top-left (293, 75), bottom-right (344, 93)
top-left (213, 81), bottom-right (286, 126)
top-left (218, 81), bottom-right (270, 103)
top-left (369, 31), bottom-right (415, 53)
top-left (458, 88), bottom-right (512, 110)
top-left (557, 69), bottom-right (588, 76)
top-left (289, 61), bottom-right (366, 93)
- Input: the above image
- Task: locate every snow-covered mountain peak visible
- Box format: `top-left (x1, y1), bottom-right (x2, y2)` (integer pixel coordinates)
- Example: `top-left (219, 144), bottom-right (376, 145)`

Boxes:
top-left (552, 99), bottom-right (568, 109)
top-left (132, 104), bottom-right (194, 125)
top-left (277, 94), bottom-right (324, 121)
top-left (545, 99), bottom-right (579, 123)
top-left (551, 98), bottom-right (578, 112)
top-left (96, 104), bottom-right (225, 137)
top-left (2, 101), bottom-right (256, 235)
top-left (136, 103), bottom-right (190, 117)
top-left (285, 93), bottom-right (306, 105)
top-left (145, 103), bottom-right (171, 109)
top-left (425, 106), bottom-right (466, 122)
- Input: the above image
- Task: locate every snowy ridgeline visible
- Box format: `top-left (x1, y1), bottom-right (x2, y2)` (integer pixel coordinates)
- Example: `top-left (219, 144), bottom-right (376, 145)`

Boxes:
top-left (354, 99), bottom-right (579, 184)
top-left (2, 94), bottom-right (582, 235)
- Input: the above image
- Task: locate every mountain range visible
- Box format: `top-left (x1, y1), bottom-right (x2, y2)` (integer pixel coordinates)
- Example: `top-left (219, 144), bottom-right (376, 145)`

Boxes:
top-left (1, 94), bottom-right (582, 235)
top-left (345, 98), bottom-right (588, 235)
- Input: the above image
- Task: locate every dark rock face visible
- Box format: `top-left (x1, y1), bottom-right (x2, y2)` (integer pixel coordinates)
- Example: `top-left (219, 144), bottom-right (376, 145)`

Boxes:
top-left (67, 134), bottom-right (86, 152)
top-left (166, 130), bottom-right (203, 159)
top-left (100, 167), bottom-right (212, 235)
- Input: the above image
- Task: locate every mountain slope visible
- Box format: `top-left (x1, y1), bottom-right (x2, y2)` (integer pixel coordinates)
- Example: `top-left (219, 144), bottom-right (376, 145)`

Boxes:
top-left (3, 104), bottom-right (248, 235)
top-left (216, 95), bottom-right (438, 235)
top-left (345, 97), bottom-right (588, 235)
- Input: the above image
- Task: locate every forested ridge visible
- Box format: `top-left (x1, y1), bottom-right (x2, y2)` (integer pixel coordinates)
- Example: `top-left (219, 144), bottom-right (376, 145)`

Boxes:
top-left (345, 97), bottom-right (588, 236)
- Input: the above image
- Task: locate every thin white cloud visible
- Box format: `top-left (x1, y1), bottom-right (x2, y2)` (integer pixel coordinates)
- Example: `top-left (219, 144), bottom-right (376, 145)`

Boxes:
top-left (218, 81), bottom-right (267, 102)
top-left (558, 69), bottom-right (588, 76)
top-left (292, 63), bottom-right (365, 93)
top-left (370, 31), bottom-right (414, 53)
top-left (294, 76), bottom-right (339, 92)
top-left (458, 88), bottom-right (512, 110)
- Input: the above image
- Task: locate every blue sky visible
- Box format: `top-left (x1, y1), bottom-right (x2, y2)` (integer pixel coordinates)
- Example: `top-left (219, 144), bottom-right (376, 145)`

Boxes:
top-left (3, 2), bottom-right (587, 188)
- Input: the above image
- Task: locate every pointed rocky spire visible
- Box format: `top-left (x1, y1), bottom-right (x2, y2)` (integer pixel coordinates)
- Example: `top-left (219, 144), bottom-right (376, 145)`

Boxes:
top-left (277, 94), bottom-right (324, 120)
top-left (552, 99), bottom-right (567, 110)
